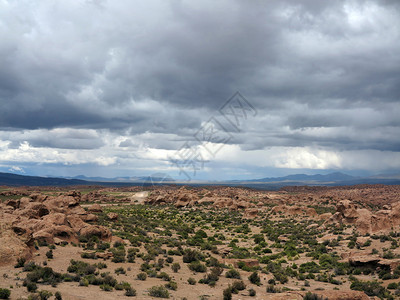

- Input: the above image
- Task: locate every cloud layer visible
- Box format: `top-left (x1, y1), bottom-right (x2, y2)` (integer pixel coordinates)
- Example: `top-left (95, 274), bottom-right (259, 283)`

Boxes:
top-left (0, 0), bottom-right (399, 179)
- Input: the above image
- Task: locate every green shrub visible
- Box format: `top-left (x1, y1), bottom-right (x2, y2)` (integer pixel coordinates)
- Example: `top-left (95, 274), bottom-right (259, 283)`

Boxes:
top-left (303, 292), bottom-right (327, 300)
top-left (110, 246), bottom-right (126, 263)
top-left (38, 290), bottom-right (52, 300)
top-left (26, 282), bottom-right (38, 292)
top-left (319, 254), bottom-right (337, 269)
top-left (114, 267), bottom-right (126, 275)
top-left (100, 284), bottom-right (113, 291)
top-left (187, 277), bottom-right (196, 285)
top-left (157, 272), bottom-right (171, 281)
top-left (81, 252), bottom-right (96, 259)
top-left (28, 294), bottom-right (39, 300)
top-left (171, 262), bottom-right (181, 273)
top-left (350, 278), bottom-right (391, 298)
top-left (253, 234), bottom-right (265, 244)
top-left (183, 249), bottom-right (204, 263)
top-left (199, 266), bottom-right (223, 286)
top-left (148, 285), bottom-right (170, 298)
top-left (165, 281), bottom-right (177, 290)
top-left (225, 269), bottom-right (241, 279)
top-left (45, 250), bottom-right (53, 259)
top-left (96, 262), bottom-right (107, 269)
top-left (223, 286), bottom-right (232, 300)
top-left (0, 288), bottom-right (11, 299)
top-left (67, 260), bottom-right (96, 276)
top-left (97, 242), bottom-right (110, 250)
top-left (231, 280), bottom-right (246, 293)
top-left (266, 284), bottom-right (281, 293)
top-left (188, 261), bottom-right (207, 273)
top-left (248, 272), bottom-right (260, 285)
top-left (15, 257), bottom-right (26, 268)
top-left (79, 278), bottom-right (89, 286)
top-left (125, 287), bottom-right (136, 296)
top-left (388, 282), bottom-right (398, 290)
top-left (273, 271), bottom-right (288, 284)
top-left (249, 288), bottom-right (256, 296)
top-left (137, 272), bottom-right (147, 281)
top-left (55, 291), bottom-right (62, 300)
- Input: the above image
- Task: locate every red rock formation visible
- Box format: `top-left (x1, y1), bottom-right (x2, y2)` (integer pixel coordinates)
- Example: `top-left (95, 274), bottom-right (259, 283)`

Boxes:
top-left (327, 199), bottom-right (400, 234)
top-left (0, 191), bottom-right (111, 266)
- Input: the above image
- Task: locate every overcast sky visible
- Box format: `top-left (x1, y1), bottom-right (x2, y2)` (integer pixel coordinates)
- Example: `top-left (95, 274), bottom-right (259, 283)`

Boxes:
top-left (0, 0), bottom-right (399, 180)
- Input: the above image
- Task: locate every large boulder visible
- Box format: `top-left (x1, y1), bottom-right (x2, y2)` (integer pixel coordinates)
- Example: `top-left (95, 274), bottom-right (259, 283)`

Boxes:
top-left (327, 199), bottom-right (400, 234)
top-left (80, 225), bottom-right (111, 241)
top-left (0, 191), bottom-right (114, 265)
top-left (88, 204), bottom-right (103, 213)
top-left (0, 228), bottom-right (32, 267)
top-left (107, 212), bottom-right (118, 221)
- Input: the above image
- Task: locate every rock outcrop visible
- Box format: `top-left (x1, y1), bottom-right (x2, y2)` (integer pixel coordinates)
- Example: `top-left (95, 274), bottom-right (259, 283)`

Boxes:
top-left (327, 200), bottom-right (400, 234)
top-left (144, 187), bottom-right (259, 212)
top-left (271, 205), bottom-right (317, 217)
top-left (261, 290), bottom-right (369, 300)
top-left (0, 191), bottom-right (111, 266)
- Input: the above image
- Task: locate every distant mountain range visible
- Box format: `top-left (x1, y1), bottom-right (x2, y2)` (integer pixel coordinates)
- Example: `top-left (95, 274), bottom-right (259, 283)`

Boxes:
top-left (1, 171), bottom-right (400, 188)
top-left (237, 172), bottom-right (356, 183)
top-left (0, 172), bottom-right (87, 186)
top-left (64, 174), bottom-right (175, 183)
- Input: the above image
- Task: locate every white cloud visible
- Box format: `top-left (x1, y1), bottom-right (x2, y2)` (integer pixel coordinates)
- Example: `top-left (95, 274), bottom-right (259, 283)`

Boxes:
top-left (9, 166), bottom-right (25, 173)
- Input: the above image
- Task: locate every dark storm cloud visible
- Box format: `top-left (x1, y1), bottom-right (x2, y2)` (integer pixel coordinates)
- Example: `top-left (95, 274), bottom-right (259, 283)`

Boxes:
top-left (0, 0), bottom-right (399, 155)
top-left (1, 128), bottom-right (105, 149)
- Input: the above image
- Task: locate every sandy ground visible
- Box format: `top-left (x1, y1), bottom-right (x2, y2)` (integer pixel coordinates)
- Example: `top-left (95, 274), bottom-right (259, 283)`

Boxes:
top-left (0, 245), bottom-right (272, 300)
top-left (130, 191), bottom-right (149, 205)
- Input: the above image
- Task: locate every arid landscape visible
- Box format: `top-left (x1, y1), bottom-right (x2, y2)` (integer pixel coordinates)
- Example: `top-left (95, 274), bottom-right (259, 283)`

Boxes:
top-left (1, 184), bottom-right (400, 299)
top-left (2, 0), bottom-right (400, 299)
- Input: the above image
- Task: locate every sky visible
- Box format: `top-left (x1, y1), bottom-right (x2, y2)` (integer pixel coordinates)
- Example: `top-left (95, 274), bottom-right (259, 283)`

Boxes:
top-left (0, 0), bottom-right (399, 181)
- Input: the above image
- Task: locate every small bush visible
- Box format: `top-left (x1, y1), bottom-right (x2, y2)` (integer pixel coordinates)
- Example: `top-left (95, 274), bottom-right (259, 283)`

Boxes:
top-left (223, 286), bottom-right (232, 300)
top-left (125, 287), bottom-right (136, 296)
top-left (45, 250), bottom-right (53, 259)
top-left (157, 272), bottom-right (171, 281)
top-left (187, 277), bottom-right (196, 285)
top-left (38, 290), bottom-right (52, 300)
top-left (249, 288), bottom-right (256, 296)
top-left (165, 281), bottom-right (177, 291)
top-left (79, 278), bottom-right (89, 287)
top-left (148, 285), bottom-right (170, 298)
top-left (266, 284), bottom-right (281, 293)
top-left (100, 284), bottom-right (113, 291)
top-left (188, 261), bottom-right (207, 273)
top-left (273, 272), bottom-right (288, 284)
top-left (15, 257), bottom-right (26, 268)
top-left (231, 280), bottom-right (246, 293)
top-left (26, 282), bottom-right (38, 292)
top-left (303, 292), bottom-right (327, 300)
top-left (81, 252), bottom-right (96, 259)
top-left (171, 262), bottom-right (181, 273)
top-left (225, 269), bottom-right (241, 279)
top-left (0, 288), bottom-right (11, 299)
top-left (114, 267), bottom-right (126, 275)
top-left (350, 278), bottom-right (390, 298)
top-left (55, 291), bottom-right (62, 300)
top-left (137, 272), bottom-right (147, 281)
top-left (248, 272), bottom-right (260, 285)
top-left (183, 249), bottom-right (204, 263)
top-left (388, 282), bottom-right (398, 290)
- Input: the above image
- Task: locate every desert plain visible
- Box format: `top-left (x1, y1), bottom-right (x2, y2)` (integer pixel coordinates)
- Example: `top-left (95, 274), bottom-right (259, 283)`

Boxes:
top-left (1, 184), bottom-right (400, 300)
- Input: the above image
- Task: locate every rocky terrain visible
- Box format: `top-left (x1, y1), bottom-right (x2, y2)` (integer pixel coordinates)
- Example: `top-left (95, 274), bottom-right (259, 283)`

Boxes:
top-left (0, 184), bottom-right (399, 299)
top-left (0, 191), bottom-right (111, 266)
